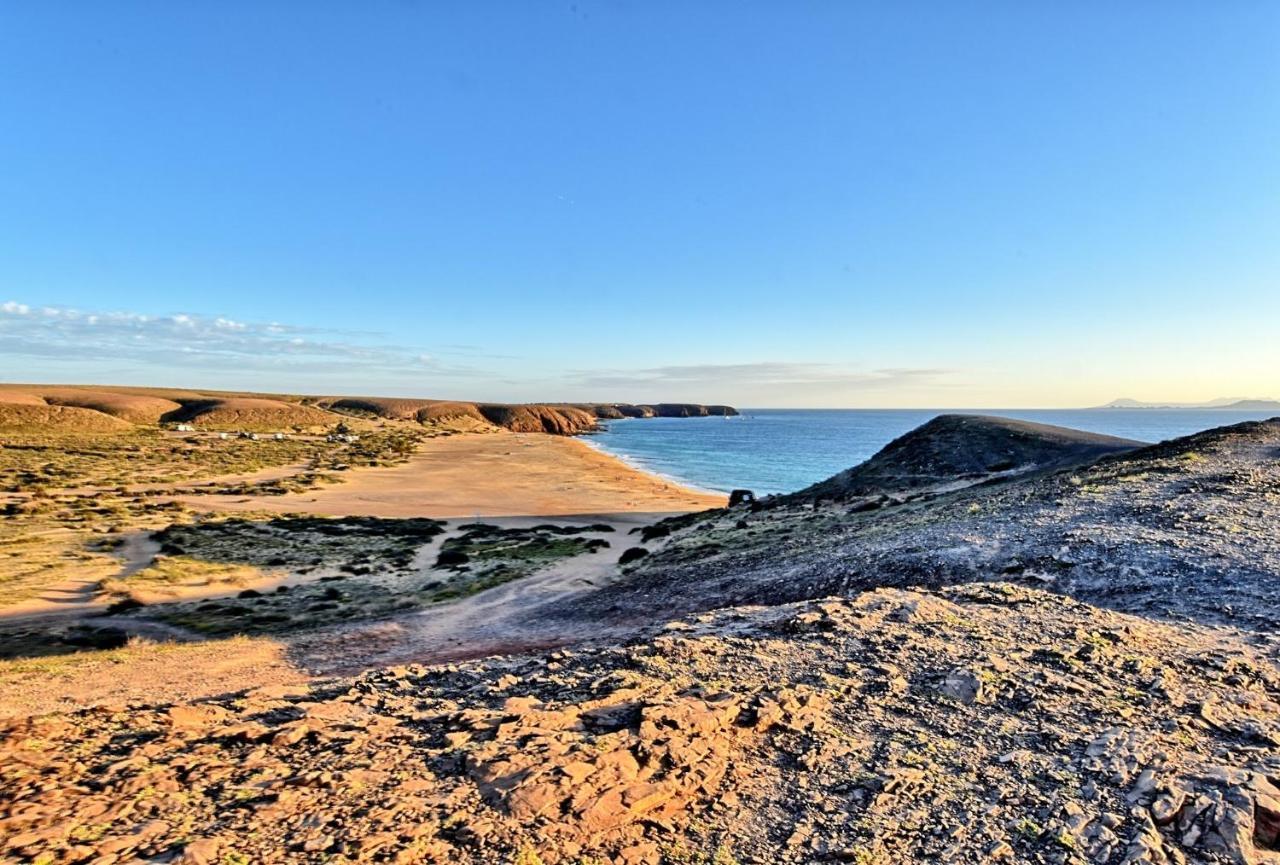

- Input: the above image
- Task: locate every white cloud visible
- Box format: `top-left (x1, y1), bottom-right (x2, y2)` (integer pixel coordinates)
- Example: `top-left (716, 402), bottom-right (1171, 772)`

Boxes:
top-left (557, 362), bottom-right (963, 406)
top-left (573, 362), bottom-right (954, 390)
top-left (0, 300), bottom-right (485, 380)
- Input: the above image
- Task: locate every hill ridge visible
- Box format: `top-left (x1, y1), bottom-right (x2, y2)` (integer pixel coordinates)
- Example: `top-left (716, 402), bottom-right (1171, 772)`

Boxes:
top-left (787, 413), bottom-right (1142, 503)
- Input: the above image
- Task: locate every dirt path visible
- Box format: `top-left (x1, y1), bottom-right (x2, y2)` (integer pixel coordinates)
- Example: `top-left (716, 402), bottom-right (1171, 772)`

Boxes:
top-left (290, 513), bottom-right (658, 675)
top-left (0, 531), bottom-right (165, 623)
top-left (116, 531), bottom-right (163, 578)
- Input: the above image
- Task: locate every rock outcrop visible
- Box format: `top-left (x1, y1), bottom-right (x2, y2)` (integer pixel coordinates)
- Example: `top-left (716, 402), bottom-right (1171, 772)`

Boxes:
top-left (615, 405), bottom-right (657, 418)
top-left (595, 418), bottom-right (1280, 636)
top-left (478, 404), bottom-right (601, 436)
top-left (583, 404), bottom-right (740, 421)
top-left (651, 403), bottom-right (739, 418)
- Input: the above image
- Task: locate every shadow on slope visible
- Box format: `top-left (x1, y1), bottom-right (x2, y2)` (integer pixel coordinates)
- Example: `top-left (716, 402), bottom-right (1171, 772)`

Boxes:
top-left (0, 513), bottom-right (625, 664)
top-left (787, 413), bottom-right (1142, 503)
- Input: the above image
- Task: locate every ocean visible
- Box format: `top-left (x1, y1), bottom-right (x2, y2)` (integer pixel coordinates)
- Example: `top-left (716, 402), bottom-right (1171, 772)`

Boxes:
top-left (586, 408), bottom-right (1280, 496)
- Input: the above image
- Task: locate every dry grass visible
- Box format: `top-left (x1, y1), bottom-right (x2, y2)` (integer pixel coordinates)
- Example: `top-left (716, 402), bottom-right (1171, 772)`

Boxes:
top-left (100, 556), bottom-right (262, 594)
top-left (0, 428), bottom-right (332, 491)
top-left (0, 532), bottom-right (121, 604)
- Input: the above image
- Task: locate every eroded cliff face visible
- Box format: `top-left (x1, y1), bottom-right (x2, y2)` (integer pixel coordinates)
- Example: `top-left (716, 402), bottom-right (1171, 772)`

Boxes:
top-left (478, 404), bottom-right (601, 436)
top-left (585, 403), bottom-right (740, 421)
top-left (471, 403), bottom-right (739, 434)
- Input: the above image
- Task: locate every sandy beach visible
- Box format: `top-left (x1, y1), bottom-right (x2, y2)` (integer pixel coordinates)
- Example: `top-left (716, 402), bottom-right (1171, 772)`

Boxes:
top-left (0, 429), bottom-right (725, 715)
top-left (175, 430), bottom-right (727, 519)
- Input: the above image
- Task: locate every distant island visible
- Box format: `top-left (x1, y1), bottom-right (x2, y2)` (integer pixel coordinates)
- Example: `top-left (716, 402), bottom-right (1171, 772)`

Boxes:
top-left (1098, 396), bottom-right (1280, 410)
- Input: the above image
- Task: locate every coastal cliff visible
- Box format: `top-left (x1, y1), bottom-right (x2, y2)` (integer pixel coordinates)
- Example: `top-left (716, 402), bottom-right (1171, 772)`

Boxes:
top-left (587, 403), bottom-right (740, 420)
top-left (0, 384), bottom-right (737, 436)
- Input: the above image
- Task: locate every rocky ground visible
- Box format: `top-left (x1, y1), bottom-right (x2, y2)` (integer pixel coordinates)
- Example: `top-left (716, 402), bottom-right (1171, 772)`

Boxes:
top-left (4, 415), bottom-right (1280, 864)
top-left (5, 584), bottom-right (1280, 864)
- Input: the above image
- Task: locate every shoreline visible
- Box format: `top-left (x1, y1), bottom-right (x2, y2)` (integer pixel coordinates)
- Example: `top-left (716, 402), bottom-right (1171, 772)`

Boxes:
top-left (578, 430), bottom-right (731, 497)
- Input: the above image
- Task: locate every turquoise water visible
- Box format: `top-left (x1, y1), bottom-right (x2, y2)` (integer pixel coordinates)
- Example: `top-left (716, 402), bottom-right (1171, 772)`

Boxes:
top-left (587, 409), bottom-right (1280, 496)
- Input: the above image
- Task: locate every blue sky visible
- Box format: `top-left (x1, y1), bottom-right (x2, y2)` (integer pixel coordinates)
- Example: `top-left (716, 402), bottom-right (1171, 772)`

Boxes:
top-left (1, 2), bottom-right (1277, 407)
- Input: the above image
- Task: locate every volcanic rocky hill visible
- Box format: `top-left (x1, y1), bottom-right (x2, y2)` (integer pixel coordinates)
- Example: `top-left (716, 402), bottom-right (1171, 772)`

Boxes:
top-left (790, 414), bottom-right (1141, 502)
top-left (578, 415), bottom-right (1280, 634)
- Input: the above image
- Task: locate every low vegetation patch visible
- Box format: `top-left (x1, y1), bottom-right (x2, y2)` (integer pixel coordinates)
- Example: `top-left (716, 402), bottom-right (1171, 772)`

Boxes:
top-left (430, 522), bottom-right (611, 599)
top-left (150, 515), bottom-right (446, 574)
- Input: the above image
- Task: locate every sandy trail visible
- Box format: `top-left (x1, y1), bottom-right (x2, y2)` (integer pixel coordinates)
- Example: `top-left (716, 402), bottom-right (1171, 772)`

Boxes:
top-left (3, 432), bottom-right (722, 623)
top-left (0, 532), bottom-right (161, 622)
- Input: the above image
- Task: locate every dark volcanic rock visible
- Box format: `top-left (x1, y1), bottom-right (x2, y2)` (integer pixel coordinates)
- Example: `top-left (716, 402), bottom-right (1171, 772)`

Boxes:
top-left (618, 547), bottom-right (649, 565)
top-left (587, 405), bottom-right (627, 420)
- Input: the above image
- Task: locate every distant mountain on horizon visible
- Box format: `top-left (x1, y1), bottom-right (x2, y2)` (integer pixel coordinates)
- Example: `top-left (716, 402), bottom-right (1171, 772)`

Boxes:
top-left (1099, 397), bottom-right (1280, 410)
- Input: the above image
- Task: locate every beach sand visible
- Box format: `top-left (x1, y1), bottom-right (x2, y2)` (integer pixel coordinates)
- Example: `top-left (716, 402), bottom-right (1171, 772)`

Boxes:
top-left (175, 430), bottom-right (726, 519)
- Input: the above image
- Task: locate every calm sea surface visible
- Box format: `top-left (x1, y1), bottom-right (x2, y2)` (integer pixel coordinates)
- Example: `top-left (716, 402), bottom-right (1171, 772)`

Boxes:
top-left (586, 409), bottom-right (1280, 496)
